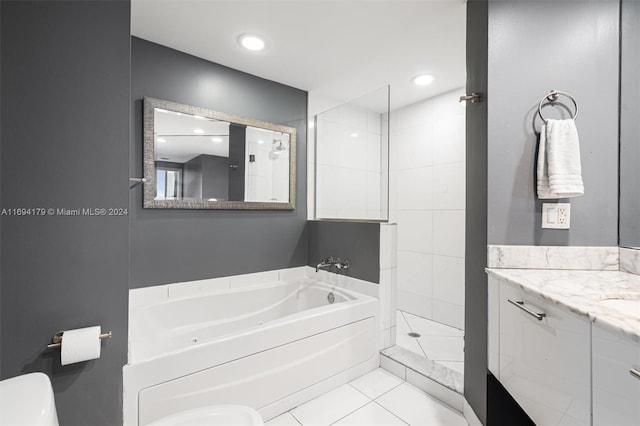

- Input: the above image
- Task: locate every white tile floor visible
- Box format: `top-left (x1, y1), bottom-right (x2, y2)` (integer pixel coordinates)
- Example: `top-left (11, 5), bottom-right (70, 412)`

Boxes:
top-left (396, 310), bottom-right (465, 374)
top-left (265, 368), bottom-right (468, 426)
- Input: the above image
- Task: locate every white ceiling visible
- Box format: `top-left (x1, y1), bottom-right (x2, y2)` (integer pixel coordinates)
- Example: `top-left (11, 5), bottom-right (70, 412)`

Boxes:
top-left (131, 0), bottom-right (466, 112)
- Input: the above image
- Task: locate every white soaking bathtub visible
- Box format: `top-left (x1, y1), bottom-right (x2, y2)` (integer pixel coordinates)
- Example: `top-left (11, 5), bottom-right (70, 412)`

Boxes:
top-left (123, 277), bottom-right (379, 426)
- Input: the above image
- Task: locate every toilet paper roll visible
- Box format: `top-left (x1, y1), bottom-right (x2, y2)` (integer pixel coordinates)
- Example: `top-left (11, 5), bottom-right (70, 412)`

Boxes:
top-left (61, 326), bottom-right (101, 365)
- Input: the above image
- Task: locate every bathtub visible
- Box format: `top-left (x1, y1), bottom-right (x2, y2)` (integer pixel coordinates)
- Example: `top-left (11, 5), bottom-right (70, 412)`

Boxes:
top-left (123, 277), bottom-right (379, 426)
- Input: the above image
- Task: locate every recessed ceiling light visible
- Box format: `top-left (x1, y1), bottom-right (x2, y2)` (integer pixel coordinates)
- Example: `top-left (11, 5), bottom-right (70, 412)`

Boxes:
top-left (412, 74), bottom-right (434, 86)
top-left (258, 140), bottom-right (264, 144)
top-left (193, 128), bottom-right (205, 134)
top-left (211, 137), bottom-right (223, 143)
top-left (238, 34), bottom-right (265, 51)
top-left (157, 137), bottom-right (167, 143)
top-left (350, 132), bottom-right (359, 138)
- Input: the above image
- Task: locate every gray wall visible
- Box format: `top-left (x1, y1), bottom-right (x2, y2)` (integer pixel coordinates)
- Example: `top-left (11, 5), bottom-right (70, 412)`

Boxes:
top-left (464, 1), bottom-right (488, 423)
top-left (464, 0), bottom-right (621, 422)
top-left (131, 38), bottom-right (308, 287)
top-left (307, 221), bottom-right (380, 284)
top-left (183, 155), bottom-right (230, 200)
top-left (0, 2), bottom-right (130, 426)
top-left (487, 0), bottom-right (619, 246)
top-left (619, 0), bottom-right (640, 248)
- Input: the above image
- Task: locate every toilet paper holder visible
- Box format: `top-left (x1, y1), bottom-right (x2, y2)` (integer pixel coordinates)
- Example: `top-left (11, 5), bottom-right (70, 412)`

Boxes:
top-left (46, 330), bottom-right (112, 350)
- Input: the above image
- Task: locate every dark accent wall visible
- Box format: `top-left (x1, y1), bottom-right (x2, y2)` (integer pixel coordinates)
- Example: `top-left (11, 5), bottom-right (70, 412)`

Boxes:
top-left (0, 2), bottom-right (130, 426)
top-left (487, 0), bottom-right (619, 246)
top-left (619, 0), bottom-right (640, 247)
top-left (183, 155), bottom-right (229, 200)
top-left (228, 124), bottom-right (247, 201)
top-left (131, 38), bottom-right (308, 287)
top-left (465, 1), bottom-right (621, 423)
top-left (307, 221), bottom-right (380, 283)
top-left (465, 1), bottom-right (489, 423)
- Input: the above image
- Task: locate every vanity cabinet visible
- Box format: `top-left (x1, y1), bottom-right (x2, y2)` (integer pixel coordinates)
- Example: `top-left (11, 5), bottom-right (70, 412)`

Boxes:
top-left (592, 324), bottom-right (640, 426)
top-left (488, 276), bottom-right (591, 425)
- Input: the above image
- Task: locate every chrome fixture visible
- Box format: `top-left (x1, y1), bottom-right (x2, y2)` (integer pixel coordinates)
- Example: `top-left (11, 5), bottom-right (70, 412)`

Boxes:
top-left (537, 89), bottom-right (579, 121)
top-left (272, 139), bottom-right (287, 151)
top-left (316, 256), bottom-right (350, 273)
top-left (508, 299), bottom-right (546, 321)
top-left (46, 330), bottom-right (112, 350)
top-left (459, 93), bottom-right (482, 103)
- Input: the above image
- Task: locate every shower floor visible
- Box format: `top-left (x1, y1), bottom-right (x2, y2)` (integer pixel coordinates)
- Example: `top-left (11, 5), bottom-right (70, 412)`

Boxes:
top-left (395, 310), bottom-right (464, 375)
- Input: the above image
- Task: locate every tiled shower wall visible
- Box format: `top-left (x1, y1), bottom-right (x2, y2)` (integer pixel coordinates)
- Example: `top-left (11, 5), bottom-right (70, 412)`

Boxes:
top-left (315, 103), bottom-right (387, 220)
top-left (389, 88), bottom-right (466, 330)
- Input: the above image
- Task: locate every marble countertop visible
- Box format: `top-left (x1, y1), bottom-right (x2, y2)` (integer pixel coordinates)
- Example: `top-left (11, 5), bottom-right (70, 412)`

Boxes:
top-left (486, 268), bottom-right (640, 342)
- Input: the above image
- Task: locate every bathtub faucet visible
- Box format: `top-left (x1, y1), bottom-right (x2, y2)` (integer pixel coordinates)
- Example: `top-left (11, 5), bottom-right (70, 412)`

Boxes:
top-left (316, 256), bottom-right (350, 273)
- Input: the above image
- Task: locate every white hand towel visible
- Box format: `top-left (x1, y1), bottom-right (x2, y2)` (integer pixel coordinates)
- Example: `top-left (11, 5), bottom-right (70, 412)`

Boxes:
top-left (536, 118), bottom-right (584, 199)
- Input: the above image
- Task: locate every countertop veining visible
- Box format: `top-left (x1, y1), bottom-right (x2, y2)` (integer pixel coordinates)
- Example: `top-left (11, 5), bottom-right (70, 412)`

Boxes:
top-left (486, 268), bottom-right (640, 342)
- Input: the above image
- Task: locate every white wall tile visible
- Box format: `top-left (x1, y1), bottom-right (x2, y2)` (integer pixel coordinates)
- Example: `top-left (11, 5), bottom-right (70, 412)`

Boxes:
top-left (397, 211), bottom-right (433, 253)
top-left (379, 268), bottom-right (397, 330)
top-left (432, 300), bottom-right (465, 330)
top-left (433, 114), bottom-right (465, 165)
top-left (367, 111), bottom-right (382, 135)
top-left (432, 210), bottom-right (465, 257)
top-left (432, 255), bottom-right (465, 306)
top-left (388, 171), bottom-right (398, 222)
top-left (316, 164), bottom-right (341, 210)
top-left (340, 104), bottom-right (368, 131)
top-left (397, 290), bottom-right (431, 319)
top-left (397, 167), bottom-right (433, 210)
top-left (380, 223), bottom-right (398, 269)
top-left (397, 251), bottom-right (432, 297)
top-left (366, 133), bottom-right (382, 172)
top-left (316, 119), bottom-right (340, 167)
top-left (397, 126), bottom-right (433, 170)
top-left (339, 168), bottom-right (367, 210)
top-left (433, 162), bottom-right (465, 210)
top-left (432, 89), bottom-right (466, 123)
top-left (365, 172), bottom-right (382, 212)
top-left (339, 124), bottom-right (367, 170)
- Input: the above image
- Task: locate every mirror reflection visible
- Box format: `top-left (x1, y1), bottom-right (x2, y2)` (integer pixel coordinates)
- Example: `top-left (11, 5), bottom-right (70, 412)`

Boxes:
top-left (143, 97), bottom-right (296, 210)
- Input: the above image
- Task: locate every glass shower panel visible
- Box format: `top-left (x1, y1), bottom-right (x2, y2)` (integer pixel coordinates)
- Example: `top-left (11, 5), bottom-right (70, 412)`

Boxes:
top-left (315, 86), bottom-right (389, 221)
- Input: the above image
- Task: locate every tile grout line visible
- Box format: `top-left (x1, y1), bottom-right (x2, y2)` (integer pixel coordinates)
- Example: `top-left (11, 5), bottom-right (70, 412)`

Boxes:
top-left (372, 400), bottom-right (411, 426)
top-left (287, 411), bottom-right (304, 426)
top-left (326, 397), bottom-right (372, 426)
top-left (347, 382), bottom-right (376, 401)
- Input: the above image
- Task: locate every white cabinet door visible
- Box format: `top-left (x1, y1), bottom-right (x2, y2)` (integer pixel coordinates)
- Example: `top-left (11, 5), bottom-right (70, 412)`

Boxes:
top-left (592, 324), bottom-right (640, 426)
top-left (488, 276), bottom-right (500, 377)
top-left (499, 281), bottom-right (591, 426)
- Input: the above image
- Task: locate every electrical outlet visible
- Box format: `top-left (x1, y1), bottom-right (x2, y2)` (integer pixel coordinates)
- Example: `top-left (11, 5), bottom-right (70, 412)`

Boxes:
top-left (542, 203), bottom-right (571, 229)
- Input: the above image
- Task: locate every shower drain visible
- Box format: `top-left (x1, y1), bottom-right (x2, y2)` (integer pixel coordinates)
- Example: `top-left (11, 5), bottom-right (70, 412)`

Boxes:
top-left (408, 332), bottom-right (421, 338)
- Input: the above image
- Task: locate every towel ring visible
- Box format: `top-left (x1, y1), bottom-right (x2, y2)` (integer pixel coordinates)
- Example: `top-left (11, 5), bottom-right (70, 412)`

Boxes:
top-left (537, 90), bottom-right (578, 121)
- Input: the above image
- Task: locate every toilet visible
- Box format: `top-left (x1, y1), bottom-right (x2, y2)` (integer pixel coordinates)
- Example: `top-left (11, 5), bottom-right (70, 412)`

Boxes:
top-left (0, 372), bottom-right (262, 426)
top-left (0, 372), bottom-right (59, 426)
top-left (147, 405), bottom-right (264, 426)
